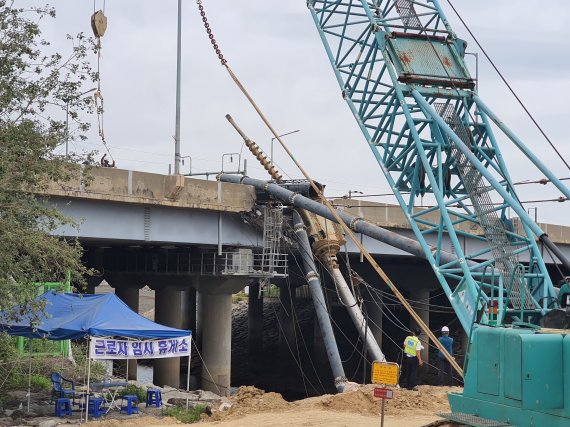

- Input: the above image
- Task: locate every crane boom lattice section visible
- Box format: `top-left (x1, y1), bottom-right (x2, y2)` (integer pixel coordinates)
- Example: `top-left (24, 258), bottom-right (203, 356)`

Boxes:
top-left (435, 102), bottom-right (533, 310)
top-left (307, 0), bottom-right (559, 330)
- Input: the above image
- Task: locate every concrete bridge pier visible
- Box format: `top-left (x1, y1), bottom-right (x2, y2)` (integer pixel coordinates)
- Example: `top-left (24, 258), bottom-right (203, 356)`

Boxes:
top-left (410, 289), bottom-right (430, 366)
top-left (248, 281), bottom-right (263, 366)
top-left (199, 292), bottom-right (232, 396)
top-left (196, 277), bottom-right (248, 397)
top-left (153, 287), bottom-right (183, 388)
top-left (84, 276), bottom-right (103, 294)
top-left (180, 289), bottom-right (197, 389)
top-left (364, 289), bottom-right (383, 351)
top-left (114, 285), bottom-right (140, 380)
top-left (278, 282), bottom-right (296, 362)
top-left (181, 288), bottom-right (197, 333)
top-left (83, 248), bottom-right (105, 294)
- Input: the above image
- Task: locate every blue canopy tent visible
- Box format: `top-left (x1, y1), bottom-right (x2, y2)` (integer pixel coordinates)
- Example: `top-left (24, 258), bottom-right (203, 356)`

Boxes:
top-left (0, 291), bottom-right (192, 418)
top-left (0, 291), bottom-right (190, 340)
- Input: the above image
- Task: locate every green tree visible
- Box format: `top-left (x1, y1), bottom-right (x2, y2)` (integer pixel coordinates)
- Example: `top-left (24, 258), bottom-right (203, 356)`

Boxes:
top-left (0, 1), bottom-right (96, 318)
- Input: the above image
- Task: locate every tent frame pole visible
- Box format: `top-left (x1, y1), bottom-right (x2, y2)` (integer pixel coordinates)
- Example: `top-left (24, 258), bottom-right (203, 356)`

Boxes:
top-left (86, 337), bottom-right (91, 422)
top-left (27, 350), bottom-right (32, 413)
top-left (126, 341), bottom-right (129, 382)
top-left (186, 336), bottom-right (191, 409)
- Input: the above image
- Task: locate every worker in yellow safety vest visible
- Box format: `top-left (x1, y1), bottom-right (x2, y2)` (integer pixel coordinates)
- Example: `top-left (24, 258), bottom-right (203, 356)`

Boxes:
top-left (402, 328), bottom-right (423, 391)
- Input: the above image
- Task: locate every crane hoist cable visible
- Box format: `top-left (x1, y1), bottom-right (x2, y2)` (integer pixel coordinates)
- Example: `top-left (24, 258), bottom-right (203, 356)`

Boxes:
top-left (195, 0), bottom-right (463, 377)
top-left (379, 5), bottom-right (569, 249)
top-left (90, 5), bottom-right (114, 162)
top-left (445, 0), bottom-right (570, 172)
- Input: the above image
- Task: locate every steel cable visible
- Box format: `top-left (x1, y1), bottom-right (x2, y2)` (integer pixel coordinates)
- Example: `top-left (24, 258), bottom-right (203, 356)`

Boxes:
top-left (445, 0), bottom-right (570, 171)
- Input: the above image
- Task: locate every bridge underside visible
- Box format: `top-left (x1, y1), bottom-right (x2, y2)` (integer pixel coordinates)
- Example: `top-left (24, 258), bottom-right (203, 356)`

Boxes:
top-left (79, 236), bottom-right (568, 395)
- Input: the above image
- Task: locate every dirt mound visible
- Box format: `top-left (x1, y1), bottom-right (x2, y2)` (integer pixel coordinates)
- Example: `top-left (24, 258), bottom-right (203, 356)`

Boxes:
top-left (299, 386), bottom-right (378, 416)
top-left (232, 386), bottom-right (291, 412)
top-left (384, 385), bottom-right (455, 415)
top-left (211, 386), bottom-right (291, 421)
top-left (297, 384), bottom-right (456, 416)
top-left (205, 384), bottom-right (458, 423)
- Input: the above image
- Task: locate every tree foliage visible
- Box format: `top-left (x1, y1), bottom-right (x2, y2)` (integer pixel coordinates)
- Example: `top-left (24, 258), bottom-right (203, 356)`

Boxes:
top-left (0, 1), bottom-right (97, 317)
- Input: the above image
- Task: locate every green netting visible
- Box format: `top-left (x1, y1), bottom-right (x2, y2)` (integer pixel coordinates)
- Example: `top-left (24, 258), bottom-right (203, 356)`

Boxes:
top-left (17, 273), bottom-right (71, 357)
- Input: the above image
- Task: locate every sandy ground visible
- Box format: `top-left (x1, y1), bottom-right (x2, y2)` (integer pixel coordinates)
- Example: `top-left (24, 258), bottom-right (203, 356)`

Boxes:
top-left (86, 414), bottom-right (439, 427)
top-left (199, 384), bottom-right (459, 427)
top-left (94, 413), bottom-right (439, 427)
top-left (202, 409), bottom-right (439, 426)
top-left (53, 384), bottom-right (459, 427)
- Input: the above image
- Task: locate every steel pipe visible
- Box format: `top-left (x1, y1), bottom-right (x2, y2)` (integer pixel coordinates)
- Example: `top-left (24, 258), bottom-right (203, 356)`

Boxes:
top-left (293, 211), bottom-right (347, 391)
top-left (541, 236), bottom-right (570, 274)
top-left (219, 174), bottom-right (460, 265)
top-left (327, 265), bottom-right (385, 362)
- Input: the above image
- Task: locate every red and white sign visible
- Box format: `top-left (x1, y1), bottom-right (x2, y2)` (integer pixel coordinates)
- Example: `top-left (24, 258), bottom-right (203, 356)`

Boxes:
top-left (374, 387), bottom-right (394, 399)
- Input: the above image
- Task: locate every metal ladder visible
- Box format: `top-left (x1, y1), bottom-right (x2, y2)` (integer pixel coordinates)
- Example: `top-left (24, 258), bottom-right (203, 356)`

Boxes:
top-left (261, 204), bottom-right (284, 275)
top-left (393, 0), bottom-right (422, 28)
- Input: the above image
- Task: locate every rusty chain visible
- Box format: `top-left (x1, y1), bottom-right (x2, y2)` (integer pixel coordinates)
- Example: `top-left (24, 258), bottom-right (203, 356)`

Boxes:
top-left (196, 0), bottom-right (227, 66)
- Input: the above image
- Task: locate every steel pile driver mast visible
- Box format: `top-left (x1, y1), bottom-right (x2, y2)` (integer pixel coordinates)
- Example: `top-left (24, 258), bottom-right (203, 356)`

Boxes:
top-left (306, 0), bottom-right (569, 331)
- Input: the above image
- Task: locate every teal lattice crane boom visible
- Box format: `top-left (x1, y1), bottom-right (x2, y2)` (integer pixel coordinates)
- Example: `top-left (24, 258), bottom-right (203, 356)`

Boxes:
top-left (307, 0), bottom-right (570, 332)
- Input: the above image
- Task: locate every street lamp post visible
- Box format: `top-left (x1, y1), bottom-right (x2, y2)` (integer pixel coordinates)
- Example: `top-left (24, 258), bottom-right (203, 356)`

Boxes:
top-left (527, 207), bottom-right (538, 223)
top-left (174, 0), bottom-right (182, 175)
top-left (270, 129), bottom-right (300, 165)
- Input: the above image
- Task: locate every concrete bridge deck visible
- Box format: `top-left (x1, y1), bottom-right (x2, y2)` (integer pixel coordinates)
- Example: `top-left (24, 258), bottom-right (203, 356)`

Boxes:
top-left (46, 166), bottom-right (570, 251)
top-left (45, 165), bottom-right (255, 212)
top-left (46, 166), bottom-right (259, 246)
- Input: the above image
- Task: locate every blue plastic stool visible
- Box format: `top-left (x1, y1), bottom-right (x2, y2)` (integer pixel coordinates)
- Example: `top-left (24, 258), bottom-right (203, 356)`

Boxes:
top-left (87, 397), bottom-right (106, 418)
top-left (146, 389), bottom-right (162, 408)
top-left (55, 398), bottom-right (73, 417)
top-left (120, 395), bottom-right (139, 415)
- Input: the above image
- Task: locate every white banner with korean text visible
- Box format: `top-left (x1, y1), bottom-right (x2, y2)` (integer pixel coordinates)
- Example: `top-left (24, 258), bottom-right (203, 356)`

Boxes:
top-left (89, 335), bottom-right (191, 360)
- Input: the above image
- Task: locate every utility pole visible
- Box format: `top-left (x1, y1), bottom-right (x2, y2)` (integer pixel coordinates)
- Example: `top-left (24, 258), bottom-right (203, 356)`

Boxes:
top-left (174, 0), bottom-right (182, 174)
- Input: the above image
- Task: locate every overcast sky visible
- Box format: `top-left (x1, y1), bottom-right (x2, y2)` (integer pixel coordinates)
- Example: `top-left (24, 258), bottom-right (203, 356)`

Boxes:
top-left (21, 0), bottom-right (570, 225)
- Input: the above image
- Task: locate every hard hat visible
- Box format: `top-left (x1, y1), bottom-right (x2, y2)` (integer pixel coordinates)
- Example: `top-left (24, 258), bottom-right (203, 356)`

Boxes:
top-left (441, 326), bottom-right (450, 333)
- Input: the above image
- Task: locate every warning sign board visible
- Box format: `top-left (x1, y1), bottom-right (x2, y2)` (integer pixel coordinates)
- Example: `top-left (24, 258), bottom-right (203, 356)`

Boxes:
top-left (371, 361), bottom-right (399, 386)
